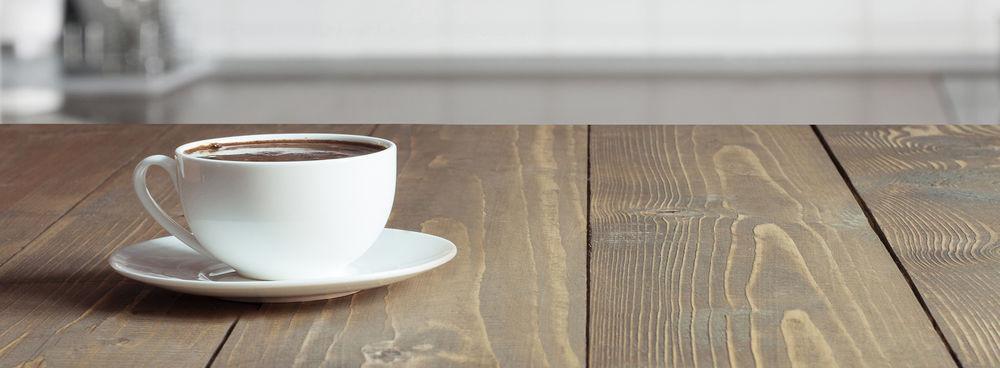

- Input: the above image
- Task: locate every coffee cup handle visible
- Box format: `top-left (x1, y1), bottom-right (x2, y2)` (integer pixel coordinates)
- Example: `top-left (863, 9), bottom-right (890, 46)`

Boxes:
top-left (133, 155), bottom-right (214, 258)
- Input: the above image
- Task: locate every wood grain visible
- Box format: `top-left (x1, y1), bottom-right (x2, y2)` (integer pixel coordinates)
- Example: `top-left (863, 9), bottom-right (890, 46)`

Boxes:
top-left (0, 124), bottom-right (168, 264)
top-left (211, 125), bottom-right (588, 367)
top-left (0, 125), bottom-right (374, 367)
top-left (588, 126), bottom-right (954, 367)
top-left (820, 125), bottom-right (1000, 367)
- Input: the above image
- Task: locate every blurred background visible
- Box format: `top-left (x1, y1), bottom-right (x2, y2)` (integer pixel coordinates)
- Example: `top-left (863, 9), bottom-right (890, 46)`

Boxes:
top-left (0, 0), bottom-right (997, 124)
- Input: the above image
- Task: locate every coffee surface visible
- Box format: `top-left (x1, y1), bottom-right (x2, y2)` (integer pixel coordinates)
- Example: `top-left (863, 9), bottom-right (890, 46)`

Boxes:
top-left (186, 139), bottom-right (385, 162)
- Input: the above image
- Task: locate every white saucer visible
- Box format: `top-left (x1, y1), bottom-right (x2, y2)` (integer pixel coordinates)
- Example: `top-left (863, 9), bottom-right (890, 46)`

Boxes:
top-left (109, 229), bottom-right (456, 303)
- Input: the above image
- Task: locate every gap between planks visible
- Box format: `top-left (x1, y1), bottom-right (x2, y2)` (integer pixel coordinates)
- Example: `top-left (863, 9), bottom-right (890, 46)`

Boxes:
top-left (584, 124), bottom-right (593, 368)
top-left (205, 311), bottom-right (247, 368)
top-left (810, 124), bottom-right (963, 368)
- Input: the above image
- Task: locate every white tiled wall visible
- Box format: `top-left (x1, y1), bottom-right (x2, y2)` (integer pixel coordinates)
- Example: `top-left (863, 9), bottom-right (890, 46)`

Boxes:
top-left (167, 0), bottom-right (1000, 59)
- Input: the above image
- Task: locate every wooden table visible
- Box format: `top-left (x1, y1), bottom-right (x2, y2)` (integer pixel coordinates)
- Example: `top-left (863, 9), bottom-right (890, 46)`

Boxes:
top-left (1, 124), bottom-right (997, 367)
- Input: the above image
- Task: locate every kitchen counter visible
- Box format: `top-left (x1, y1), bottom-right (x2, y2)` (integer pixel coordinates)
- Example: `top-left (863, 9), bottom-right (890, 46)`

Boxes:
top-left (7, 71), bottom-right (994, 124)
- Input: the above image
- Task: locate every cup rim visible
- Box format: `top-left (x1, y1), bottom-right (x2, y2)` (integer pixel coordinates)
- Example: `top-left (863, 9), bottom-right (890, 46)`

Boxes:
top-left (175, 133), bottom-right (396, 165)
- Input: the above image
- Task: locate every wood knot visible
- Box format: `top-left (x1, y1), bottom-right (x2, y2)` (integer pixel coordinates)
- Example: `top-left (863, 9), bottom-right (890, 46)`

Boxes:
top-left (428, 155), bottom-right (449, 169)
top-left (362, 341), bottom-right (412, 364)
top-left (371, 348), bottom-right (402, 362)
top-left (100, 337), bottom-right (130, 346)
top-left (634, 208), bottom-right (702, 217)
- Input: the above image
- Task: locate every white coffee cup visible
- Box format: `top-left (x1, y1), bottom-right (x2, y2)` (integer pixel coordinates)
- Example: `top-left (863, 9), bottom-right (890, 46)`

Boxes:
top-left (133, 133), bottom-right (396, 281)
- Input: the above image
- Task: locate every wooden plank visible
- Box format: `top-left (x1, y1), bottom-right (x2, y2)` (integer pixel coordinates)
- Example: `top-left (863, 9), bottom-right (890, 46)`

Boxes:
top-left (588, 126), bottom-right (954, 367)
top-left (211, 125), bottom-right (588, 367)
top-left (820, 125), bottom-right (1000, 367)
top-left (0, 125), bottom-right (375, 367)
top-left (0, 124), bottom-right (169, 264)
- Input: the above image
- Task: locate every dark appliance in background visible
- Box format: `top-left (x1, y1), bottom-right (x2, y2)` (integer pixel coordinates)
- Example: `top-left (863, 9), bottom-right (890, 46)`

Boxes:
top-left (61, 0), bottom-right (175, 76)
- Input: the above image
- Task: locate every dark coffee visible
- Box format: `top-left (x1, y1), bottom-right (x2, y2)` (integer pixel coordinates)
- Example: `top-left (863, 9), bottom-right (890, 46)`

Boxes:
top-left (186, 139), bottom-right (386, 162)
